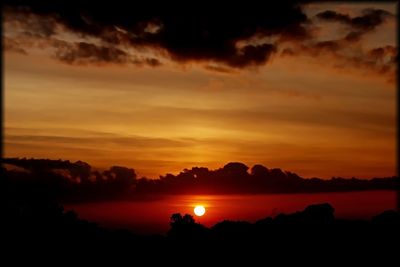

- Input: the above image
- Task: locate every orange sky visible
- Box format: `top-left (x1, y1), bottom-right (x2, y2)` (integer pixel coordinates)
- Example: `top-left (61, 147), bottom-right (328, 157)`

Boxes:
top-left (3, 3), bottom-right (397, 178)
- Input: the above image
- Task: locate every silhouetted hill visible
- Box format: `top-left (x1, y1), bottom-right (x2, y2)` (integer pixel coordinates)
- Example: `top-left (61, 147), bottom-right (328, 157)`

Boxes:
top-left (2, 190), bottom-right (399, 264)
top-left (2, 158), bottom-right (398, 202)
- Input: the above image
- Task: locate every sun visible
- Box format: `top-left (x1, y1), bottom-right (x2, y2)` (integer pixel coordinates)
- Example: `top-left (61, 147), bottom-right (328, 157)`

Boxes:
top-left (194, 205), bottom-right (206, 216)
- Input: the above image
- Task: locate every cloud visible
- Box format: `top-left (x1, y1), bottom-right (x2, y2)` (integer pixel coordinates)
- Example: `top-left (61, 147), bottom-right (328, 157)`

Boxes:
top-left (4, 35), bottom-right (162, 67)
top-left (4, 37), bottom-right (28, 54)
top-left (225, 44), bottom-right (277, 68)
top-left (316, 8), bottom-right (393, 40)
top-left (3, 2), bottom-right (396, 76)
top-left (316, 8), bottom-right (392, 30)
top-left (3, 7), bottom-right (57, 38)
top-left (344, 31), bottom-right (363, 42)
top-left (316, 10), bottom-right (352, 24)
top-left (347, 45), bottom-right (397, 77)
top-left (313, 40), bottom-right (341, 52)
top-left (54, 42), bottom-right (131, 65)
top-left (50, 40), bottom-right (161, 66)
top-left (145, 58), bottom-right (162, 67)
top-left (318, 44), bottom-right (397, 80)
top-left (204, 65), bottom-right (236, 74)
top-left (368, 45), bottom-right (397, 62)
top-left (3, 1), bottom-right (309, 68)
top-left (4, 133), bottom-right (189, 148)
top-left (46, 39), bottom-right (161, 66)
top-left (280, 7), bottom-right (397, 81)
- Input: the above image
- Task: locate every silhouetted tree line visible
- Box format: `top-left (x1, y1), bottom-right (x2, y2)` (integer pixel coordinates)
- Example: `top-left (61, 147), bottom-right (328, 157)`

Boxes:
top-left (2, 187), bottom-right (399, 265)
top-left (2, 158), bottom-right (136, 201)
top-left (2, 158), bottom-right (398, 202)
top-left (168, 203), bottom-right (400, 241)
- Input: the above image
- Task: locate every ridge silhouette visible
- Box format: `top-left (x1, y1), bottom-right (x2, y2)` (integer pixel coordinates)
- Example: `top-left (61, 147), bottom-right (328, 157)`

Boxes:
top-left (2, 158), bottom-right (397, 202)
top-left (2, 192), bottom-right (399, 264)
top-left (2, 157), bottom-right (398, 264)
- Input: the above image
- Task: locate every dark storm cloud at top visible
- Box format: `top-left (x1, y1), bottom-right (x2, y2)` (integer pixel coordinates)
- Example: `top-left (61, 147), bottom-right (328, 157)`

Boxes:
top-left (3, 0), bottom-right (310, 68)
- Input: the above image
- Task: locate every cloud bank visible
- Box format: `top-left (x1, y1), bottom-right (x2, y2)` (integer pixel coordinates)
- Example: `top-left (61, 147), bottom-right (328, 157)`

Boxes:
top-left (3, 1), bottom-right (396, 83)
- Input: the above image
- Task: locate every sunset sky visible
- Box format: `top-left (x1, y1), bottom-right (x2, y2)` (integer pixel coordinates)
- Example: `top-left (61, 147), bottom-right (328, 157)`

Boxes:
top-left (3, 1), bottom-right (397, 179)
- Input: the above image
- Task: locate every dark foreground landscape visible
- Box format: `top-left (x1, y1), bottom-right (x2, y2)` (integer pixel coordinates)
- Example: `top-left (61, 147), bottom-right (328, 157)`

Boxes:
top-left (2, 158), bottom-right (399, 264)
top-left (2, 196), bottom-right (400, 264)
top-left (2, 185), bottom-right (399, 264)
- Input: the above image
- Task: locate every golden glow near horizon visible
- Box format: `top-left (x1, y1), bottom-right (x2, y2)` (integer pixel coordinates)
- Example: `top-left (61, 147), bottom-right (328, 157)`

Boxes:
top-left (3, 3), bottom-right (397, 179)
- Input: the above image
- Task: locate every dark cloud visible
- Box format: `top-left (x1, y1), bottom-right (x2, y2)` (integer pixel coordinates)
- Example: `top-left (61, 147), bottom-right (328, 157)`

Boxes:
top-left (362, 45), bottom-right (396, 72)
top-left (54, 42), bottom-right (130, 65)
top-left (3, 1), bottom-right (309, 68)
top-left (280, 48), bottom-right (296, 57)
top-left (351, 8), bottom-right (393, 31)
top-left (50, 41), bottom-right (161, 66)
top-left (315, 7), bottom-right (394, 70)
top-left (316, 10), bottom-right (351, 24)
top-left (368, 45), bottom-right (397, 62)
top-left (314, 41), bottom-right (341, 52)
top-left (286, 41), bottom-right (343, 58)
top-left (145, 58), bottom-right (162, 67)
top-left (283, 41), bottom-right (397, 81)
top-left (4, 37), bottom-right (28, 54)
top-left (3, 1), bottom-right (396, 76)
top-left (5, 134), bottom-right (189, 148)
top-left (204, 65), bottom-right (236, 74)
top-left (316, 8), bottom-right (393, 39)
top-left (280, 7), bottom-right (397, 81)
top-left (325, 45), bottom-right (397, 83)
top-left (344, 31), bottom-right (363, 43)
top-left (3, 7), bottom-right (57, 38)
top-left (226, 44), bottom-right (277, 68)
